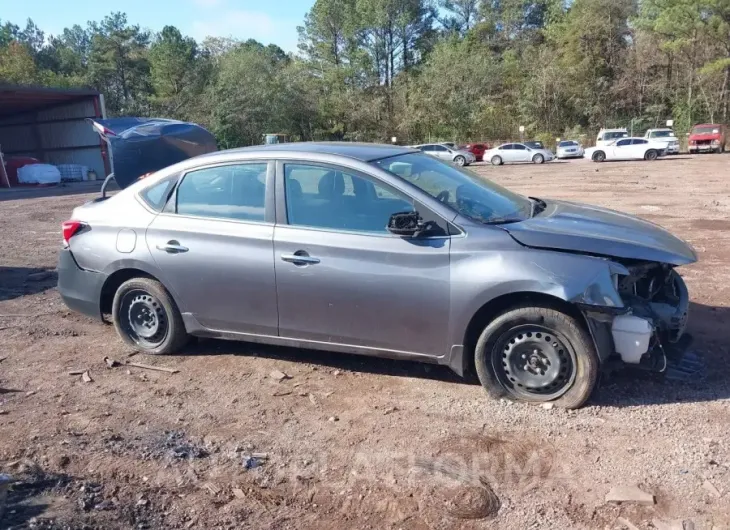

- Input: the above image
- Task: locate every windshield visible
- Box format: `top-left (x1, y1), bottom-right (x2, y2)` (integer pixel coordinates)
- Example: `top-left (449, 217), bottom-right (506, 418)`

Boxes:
top-left (558, 141), bottom-right (577, 147)
top-left (649, 130), bottom-right (674, 138)
top-left (691, 126), bottom-right (720, 135)
top-left (373, 153), bottom-right (532, 224)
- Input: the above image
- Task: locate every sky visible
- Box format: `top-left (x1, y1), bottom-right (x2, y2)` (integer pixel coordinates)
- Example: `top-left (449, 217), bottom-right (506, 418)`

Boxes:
top-left (3, 0), bottom-right (312, 52)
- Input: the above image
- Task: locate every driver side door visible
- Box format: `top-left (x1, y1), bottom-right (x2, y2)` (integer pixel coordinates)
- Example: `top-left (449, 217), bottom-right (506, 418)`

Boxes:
top-left (273, 161), bottom-right (452, 357)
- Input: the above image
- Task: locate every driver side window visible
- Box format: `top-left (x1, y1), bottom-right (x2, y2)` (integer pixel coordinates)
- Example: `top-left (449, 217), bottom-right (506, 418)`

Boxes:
top-left (284, 164), bottom-right (414, 234)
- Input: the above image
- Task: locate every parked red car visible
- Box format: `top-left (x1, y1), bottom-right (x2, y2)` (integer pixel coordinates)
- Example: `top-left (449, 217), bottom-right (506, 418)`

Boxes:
top-left (459, 143), bottom-right (489, 162)
top-left (688, 123), bottom-right (727, 154)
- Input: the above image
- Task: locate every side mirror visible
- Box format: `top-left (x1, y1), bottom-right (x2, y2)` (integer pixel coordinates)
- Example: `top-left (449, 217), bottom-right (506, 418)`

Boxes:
top-left (387, 211), bottom-right (433, 237)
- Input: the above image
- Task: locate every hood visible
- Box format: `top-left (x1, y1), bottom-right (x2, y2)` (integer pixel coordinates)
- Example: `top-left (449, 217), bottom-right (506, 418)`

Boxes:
top-left (503, 200), bottom-right (697, 266)
top-left (89, 118), bottom-right (217, 189)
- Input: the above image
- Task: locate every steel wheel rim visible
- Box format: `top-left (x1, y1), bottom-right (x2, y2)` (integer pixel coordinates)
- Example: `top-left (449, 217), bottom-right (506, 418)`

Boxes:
top-left (491, 325), bottom-right (577, 401)
top-left (120, 289), bottom-right (168, 348)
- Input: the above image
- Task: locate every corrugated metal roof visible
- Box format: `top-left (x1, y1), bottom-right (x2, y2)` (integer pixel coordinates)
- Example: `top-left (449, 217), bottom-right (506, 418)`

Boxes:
top-left (0, 85), bottom-right (99, 118)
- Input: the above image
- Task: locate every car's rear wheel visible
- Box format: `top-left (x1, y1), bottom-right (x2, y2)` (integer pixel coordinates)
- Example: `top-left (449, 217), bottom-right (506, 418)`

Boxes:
top-left (592, 151), bottom-right (606, 162)
top-left (454, 155), bottom-right (466, 166)
top-left (644, 149), bottom-right (658, 161)
top-left (474, 306), bottom-right (599, 409)
top-left (490, 155), bottom-right (503, 166)
top-left (532, 154), bottom-right (545, 164)
top-left (112, 277), bottom-right (189, 355)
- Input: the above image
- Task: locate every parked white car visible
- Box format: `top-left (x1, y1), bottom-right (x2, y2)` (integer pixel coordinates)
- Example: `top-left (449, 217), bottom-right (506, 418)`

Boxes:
top-left (485, 142), bottom-right (555, 165)
top-left (584, 137), bottom-right (668, 162)
top-left (644, 128), bottom-right (680, 154)
top-left (413, 143), bottom-right (476, 166)
top-left (596, 128), bottom-right (629, 147)
top-left (556, 140), bottom-right (585, 159)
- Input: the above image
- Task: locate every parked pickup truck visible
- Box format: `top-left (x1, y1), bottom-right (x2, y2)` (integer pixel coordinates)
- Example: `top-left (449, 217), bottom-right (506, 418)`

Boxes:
top-left (688, 123), bottom-right (727, 154)
top-left (644, 128), bottom-right (679, 154)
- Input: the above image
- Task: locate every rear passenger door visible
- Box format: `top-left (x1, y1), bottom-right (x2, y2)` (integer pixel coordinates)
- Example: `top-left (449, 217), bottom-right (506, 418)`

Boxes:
top-left (499, 144), bottom-right (516, 162)
top-left (146, 161), bottom-right (279, 335)
top-left (512, 143), bottom-right (531, 162)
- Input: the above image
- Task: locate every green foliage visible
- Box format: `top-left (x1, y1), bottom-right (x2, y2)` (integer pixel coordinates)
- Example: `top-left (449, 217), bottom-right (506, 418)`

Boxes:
top-left (2, 1), bottom-right (730, 147)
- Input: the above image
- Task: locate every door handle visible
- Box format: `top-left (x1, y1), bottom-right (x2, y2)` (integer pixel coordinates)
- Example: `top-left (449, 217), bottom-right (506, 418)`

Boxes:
top-left (281, 252), bottom-right (320, 265)
top-left (156, 242), bottom-right (189, 253)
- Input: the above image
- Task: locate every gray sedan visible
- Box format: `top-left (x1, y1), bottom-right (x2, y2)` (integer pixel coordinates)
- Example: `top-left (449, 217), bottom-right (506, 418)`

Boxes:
top-left (412, 143), bottom-right (476, 166)
top-left (59, 143), bottom-right (696, 408)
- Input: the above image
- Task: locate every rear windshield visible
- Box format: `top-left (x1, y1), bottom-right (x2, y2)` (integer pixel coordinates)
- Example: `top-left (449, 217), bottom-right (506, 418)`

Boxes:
top-left (558, 141), bottom-right (577, 147)
top-left (691, 126), bottom-right (720, 135)
top-left (648, 130), bottom-right (674, 138)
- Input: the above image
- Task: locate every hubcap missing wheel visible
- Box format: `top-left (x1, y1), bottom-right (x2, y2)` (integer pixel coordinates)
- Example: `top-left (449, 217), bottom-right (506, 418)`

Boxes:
top-left (493, 325), bottom-right (576, 400)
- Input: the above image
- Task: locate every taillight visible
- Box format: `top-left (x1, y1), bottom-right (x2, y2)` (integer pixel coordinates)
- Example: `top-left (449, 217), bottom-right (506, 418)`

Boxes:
top-left (62, 220), bottom-right (84, 246)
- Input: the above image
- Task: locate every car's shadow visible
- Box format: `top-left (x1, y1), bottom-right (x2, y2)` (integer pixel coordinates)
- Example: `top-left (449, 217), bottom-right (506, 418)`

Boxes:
top-left (176, 301), bottom-right (730, 407)
top-left (0, 267), bottom-right (57, 303)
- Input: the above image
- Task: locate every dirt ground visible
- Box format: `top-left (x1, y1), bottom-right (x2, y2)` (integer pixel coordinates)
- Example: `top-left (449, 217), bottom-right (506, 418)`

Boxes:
top-left (1, 155), bottom-right (729, 530)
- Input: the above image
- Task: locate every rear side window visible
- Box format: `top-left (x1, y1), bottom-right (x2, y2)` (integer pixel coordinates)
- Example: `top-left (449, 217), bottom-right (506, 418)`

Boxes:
top-left (140, 177), bottom-right (176, 211)
top-left (632, 139), bottom-right (648, 145)
top-left (176, 163), bottom-right (268, 222)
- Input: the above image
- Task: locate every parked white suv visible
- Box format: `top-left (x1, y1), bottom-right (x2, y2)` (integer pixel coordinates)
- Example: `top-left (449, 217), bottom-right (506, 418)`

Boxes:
top-left (596, 128), bottom-right (628, 147)
top-left (645, 128), bottom-right (680, 154)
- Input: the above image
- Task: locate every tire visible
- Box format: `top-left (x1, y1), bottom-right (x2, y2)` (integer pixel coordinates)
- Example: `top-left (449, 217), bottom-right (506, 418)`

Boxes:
top-left (644, 149), bottom-right (658, 161)
top-left (474, 306), bottom-right (599, 409)
top-left (490, 155), bottom-right (503, 166)
top-left (532, 153), bottom-right (545, 164)
top-left (592, 151), bottom-right (606, 163)
top-left (112, 277), bottom-right (189, 355)
top-left (454, 155), bottom-right (466, 166)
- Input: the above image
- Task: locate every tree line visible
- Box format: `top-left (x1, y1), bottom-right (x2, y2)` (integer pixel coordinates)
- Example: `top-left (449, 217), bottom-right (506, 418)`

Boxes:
top-left (1, 0), bottom-right (729, 147)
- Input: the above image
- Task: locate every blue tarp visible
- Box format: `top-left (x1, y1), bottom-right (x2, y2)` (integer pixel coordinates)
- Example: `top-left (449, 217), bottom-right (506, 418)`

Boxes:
top-left (90, 118), bottom-right (217, 189)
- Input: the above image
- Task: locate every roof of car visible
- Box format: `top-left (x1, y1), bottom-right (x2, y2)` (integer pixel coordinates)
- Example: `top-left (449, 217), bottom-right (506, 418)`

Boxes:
top-left (216, 142), bottom-right (417, 162)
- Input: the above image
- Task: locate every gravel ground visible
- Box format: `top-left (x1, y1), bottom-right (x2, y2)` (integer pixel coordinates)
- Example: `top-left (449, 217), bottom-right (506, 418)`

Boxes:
top-left (0, 154), bottom-right (728, 529)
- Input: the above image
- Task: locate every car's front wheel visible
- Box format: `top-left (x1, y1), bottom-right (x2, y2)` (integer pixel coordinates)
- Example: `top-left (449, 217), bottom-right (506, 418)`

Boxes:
top-left (112, 277), bottom-right (189, 355)
top-left (532, 153), bottom-right (545, 164)
top-left (644, 149), bottom-right (658, 161)
top-left (474, 306), bottom-right (599, 409)
top-left (454, 155), bottom-right (466, 166)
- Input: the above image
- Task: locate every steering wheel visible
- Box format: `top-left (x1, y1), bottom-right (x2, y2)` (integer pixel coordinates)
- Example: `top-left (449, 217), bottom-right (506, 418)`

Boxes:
top-left (435, 190), bottom-right (450, 203)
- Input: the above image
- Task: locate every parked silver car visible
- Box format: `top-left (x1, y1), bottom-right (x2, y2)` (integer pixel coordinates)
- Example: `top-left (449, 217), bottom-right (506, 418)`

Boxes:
top-left (413, 143), bottom-right (476, 166)
top-left (59, 143), bottom-right (696, 409)
top-left (484, 142), bottom-right (554, 165)
top-left (556, 140), bottom-right (585, 159)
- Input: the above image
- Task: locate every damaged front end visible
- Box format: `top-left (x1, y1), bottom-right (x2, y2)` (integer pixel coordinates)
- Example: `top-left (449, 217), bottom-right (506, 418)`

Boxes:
top-left (582, 262), bottom-right (693, 374)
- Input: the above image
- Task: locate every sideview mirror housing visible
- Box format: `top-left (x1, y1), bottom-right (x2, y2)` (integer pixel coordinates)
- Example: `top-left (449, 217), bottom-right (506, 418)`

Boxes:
top-left (387, 211), bottom-right (435, 237)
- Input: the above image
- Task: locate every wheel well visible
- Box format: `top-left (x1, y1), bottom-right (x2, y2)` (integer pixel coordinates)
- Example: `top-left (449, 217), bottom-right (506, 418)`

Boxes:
top-left (100, 268), bottom-right (154, 315)
top-left (462, 292), bottom-right (587, 375)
